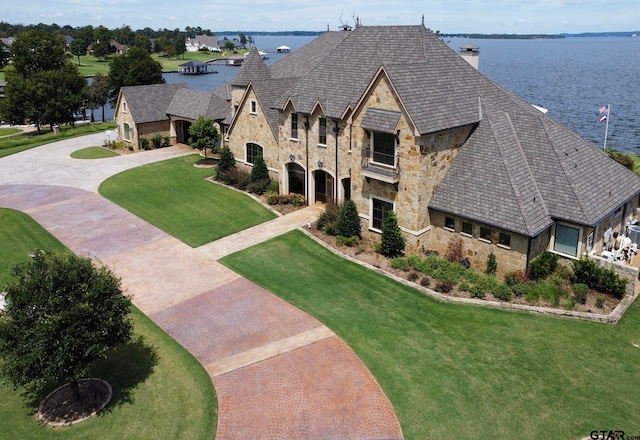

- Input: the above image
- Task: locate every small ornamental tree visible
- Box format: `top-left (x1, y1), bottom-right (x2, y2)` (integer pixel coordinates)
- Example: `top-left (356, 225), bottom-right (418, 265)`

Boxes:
top-left (248, 155), bottom-right (270, 194)
top-left (0, 251), bottom-right (132, 400)
top-left (486, 252), bottom-right (498, 275)
top-left (216, 146), bottom-right (236, 179)
top-left (380, 210), bottom-right (405, 258)
top-left (336, 199), bottom-right (361, 238)
top-left (188, 115), bottom-right (219, 159)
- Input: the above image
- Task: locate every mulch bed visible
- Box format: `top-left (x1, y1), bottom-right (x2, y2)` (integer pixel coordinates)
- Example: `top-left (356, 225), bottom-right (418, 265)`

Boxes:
top-left (38, 378), bottom-right (112, 426)
top-left (307, 227), bottom-right (622, 315)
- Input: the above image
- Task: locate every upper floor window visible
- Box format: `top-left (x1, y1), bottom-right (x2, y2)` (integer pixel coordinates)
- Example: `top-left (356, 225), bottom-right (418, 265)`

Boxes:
top-left (318, 117), bottom-right (327, 145)
top-left (246, 142), bottom-right (263, 165)
top-left (291, 113), bottom-right (298, 140)
top-left (122, 101), bottom-right (127, 113)
top-left (250, 100), bottom-right (257, 115)
top-left (371, 131), bottom-right (396, 167)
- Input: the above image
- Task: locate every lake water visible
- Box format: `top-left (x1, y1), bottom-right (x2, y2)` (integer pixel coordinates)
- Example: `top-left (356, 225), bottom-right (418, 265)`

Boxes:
top-left (104, 34), bottom-right (640, 153)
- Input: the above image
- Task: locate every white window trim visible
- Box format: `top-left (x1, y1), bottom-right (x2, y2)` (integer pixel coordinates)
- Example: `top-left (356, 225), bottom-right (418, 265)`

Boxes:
top-left (318, 117), bottom-right (327, 147)
top-left (249, 100), bottom-right (257, 115)
top-left (123, 123), bottom-right (131, 142)
top-left (498, 233), bottom-right (511, 249)
top-left (122, 102), bottom-right (127, 113)
top-left (290, 114), bottom-right (299, 141)
top-left (245, 142), bottom-right (263, 165)
top-left (369, 195), bottom-right (395, 233)
top-left (370, 130), bottom-right (398, 169)
top-left (550, 221), bottom-right (583, 259)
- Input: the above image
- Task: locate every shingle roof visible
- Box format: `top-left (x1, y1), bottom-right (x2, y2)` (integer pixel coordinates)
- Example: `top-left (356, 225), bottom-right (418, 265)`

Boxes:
top-left (121, 83), bottom-right (188, 124)
top-left (167, 88), bottom-right (230, 122)
top-left (225, 24), bottom-right (640, 234)
top-left (231, 48), bottom-right (270, 87)
top-left (430, 98), bottom-right (640, 234)
top-left (361, 108), bottom-right (401, 133)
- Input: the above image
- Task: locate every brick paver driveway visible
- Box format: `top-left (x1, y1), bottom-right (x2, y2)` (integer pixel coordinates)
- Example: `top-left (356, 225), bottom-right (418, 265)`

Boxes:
top-left (0, 135), bottom-right (403, 439)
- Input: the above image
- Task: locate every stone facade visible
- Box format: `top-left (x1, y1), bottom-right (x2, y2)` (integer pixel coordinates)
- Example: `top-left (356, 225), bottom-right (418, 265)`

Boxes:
top-left (115, 95), bottom-right (172, 150)
top-left (227, 87), bottom-right (280, 179)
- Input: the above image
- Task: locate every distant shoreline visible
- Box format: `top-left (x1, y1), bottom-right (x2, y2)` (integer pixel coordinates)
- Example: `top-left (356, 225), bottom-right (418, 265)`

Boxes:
top-left (219, 30), bottom-right (640, 39)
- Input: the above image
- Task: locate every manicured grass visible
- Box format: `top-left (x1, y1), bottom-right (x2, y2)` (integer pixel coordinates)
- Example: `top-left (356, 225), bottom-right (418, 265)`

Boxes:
top-left (0, 208), bottom-right (217, 439)
top-left (75, 50), bottom-right (247, 77)
top-left (0, 122), bottom-right (116, 158)
top-left (99, 155), bottom-right (277, 247)
top-left (0, 128), bottom-right (22, 137)
top-left (221, 230), bottom-right (640, 439)
top-left (70, 146), bottom-right (120, 159)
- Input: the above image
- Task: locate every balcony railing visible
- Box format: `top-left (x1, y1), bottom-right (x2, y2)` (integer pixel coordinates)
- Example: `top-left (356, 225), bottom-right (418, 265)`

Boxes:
top-left (361, 148), bottom-right (400, 184)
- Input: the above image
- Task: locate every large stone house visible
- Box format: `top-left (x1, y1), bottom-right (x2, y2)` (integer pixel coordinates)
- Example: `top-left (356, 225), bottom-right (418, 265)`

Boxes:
top-left (223, 23), bottom-right (640, 275)
top-left (114, 23), bottom-right (640, 276)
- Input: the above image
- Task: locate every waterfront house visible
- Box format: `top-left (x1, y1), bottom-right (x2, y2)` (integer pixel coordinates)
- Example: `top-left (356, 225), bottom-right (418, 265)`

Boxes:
top-left (223, 22), bottom-right (640, 275)
top-left (185, 35), bottom-right (220, 52)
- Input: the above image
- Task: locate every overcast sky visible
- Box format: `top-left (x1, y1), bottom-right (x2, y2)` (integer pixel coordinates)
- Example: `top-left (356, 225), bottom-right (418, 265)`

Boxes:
top-left (3, 0), bottom-right (638, 34)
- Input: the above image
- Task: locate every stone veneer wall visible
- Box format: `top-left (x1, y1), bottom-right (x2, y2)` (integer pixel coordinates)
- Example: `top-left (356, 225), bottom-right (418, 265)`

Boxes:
top-left (228, 86), bottom-right (280, 180)
top-left (427, 210), bottom-right (529, 276)
top-left (115, 97), bottom-right (138, 149)
top-left (137, 121), bottom-right (172, 146)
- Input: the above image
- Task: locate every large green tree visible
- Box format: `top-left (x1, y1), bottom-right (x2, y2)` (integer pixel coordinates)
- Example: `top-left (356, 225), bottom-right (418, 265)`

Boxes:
top-left (0, 251), bottom-right (133, 399)
top-left (108, 47), bottom-right (164, 106)
top-left (188, 115), bottom-right (219, 159)
top-left (86, 73), bottom-right (110, 122)
top-left (0, 30), bottom-right (86, 132)
top-left (69, 37), bottom-right (87, 65)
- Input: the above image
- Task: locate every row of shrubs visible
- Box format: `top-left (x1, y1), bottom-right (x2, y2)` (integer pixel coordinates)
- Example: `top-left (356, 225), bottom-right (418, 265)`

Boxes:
top-left (267, 193), bottom-right (305, 207)
top-left (390, 250), bottom-right (626, 308)
top-left (317, 200), bottom-right (405, 257)
top-left (103, 140), bottom-right (133, 151)
top-left (139, 134), bottom-right (171, 150)
top-left (214, 147), bottom-right (284, 198)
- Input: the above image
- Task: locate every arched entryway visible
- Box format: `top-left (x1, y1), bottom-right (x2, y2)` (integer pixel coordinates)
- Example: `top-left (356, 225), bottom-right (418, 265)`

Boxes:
top-left (313, 170), bottom-right (334, 203)
top-left (287, 163), bottom-right (305, 196)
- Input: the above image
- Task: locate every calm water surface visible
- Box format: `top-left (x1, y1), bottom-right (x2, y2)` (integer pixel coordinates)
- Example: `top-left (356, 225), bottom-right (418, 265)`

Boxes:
top-left (107, 35), bottom-right (640, 153)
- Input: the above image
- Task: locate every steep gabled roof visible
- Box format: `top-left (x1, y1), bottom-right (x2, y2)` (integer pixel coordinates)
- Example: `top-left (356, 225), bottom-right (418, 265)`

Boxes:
top-left (167, 88), bottom-right (230, 122)
top-left (231, 48), bottom-right (270, 87)
top-left (120, 83), bottom-right (188, 124)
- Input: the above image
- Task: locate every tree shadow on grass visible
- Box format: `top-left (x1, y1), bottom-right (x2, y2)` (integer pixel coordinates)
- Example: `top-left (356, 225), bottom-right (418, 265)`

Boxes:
top-left (20, 335), bottom-right (159, 414)
top-left (92, 335), bottom-right (160, 412)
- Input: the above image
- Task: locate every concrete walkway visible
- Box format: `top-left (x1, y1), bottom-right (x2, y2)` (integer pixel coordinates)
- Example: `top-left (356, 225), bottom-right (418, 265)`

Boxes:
top-left (0, 136), bottom-right (403, 439)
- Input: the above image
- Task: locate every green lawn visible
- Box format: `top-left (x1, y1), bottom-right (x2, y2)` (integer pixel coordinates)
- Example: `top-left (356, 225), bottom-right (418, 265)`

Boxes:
top-left (0, 208), bottom-right (216, 439)
top-left (99, 155), bottom-right (276, 247)
top-left (70, 146), bottom-right (120, 159)
top-left (221, 230), bottom-right (640, 439)
top-left (0, 128), bottom-right (22, 137)
top-left (74, 50), bottom-right (247, 77)
top-left (0, 122), bottom-right (116, 158)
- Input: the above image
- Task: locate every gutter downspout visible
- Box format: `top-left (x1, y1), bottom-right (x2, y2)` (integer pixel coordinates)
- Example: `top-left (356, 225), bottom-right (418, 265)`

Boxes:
top-left (305, 116), bottom-right (310, 205)
top-left (334, 120), bottom-right (339, 203)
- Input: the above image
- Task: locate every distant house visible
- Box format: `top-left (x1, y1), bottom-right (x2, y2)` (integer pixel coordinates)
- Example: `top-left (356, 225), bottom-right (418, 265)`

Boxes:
top-left (0, 37), bottom-right (15, 50)
top-left (185, 35), bottom-right (219, 52)
top-left (178, 60), bottom-right (213, 74)
top-left (109, 39), bottom-right (127, 55)
top-left (114, 83), bottom-right (231, 150)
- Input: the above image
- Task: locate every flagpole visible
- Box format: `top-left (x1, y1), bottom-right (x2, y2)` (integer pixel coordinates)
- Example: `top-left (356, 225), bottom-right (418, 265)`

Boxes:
top-left (603, 103), bottom-right (610, 150)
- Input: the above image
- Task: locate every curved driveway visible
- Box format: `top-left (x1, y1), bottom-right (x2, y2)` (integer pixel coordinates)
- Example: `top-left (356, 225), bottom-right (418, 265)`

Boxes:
top-left (0, 134), bottom-right (402, 439)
